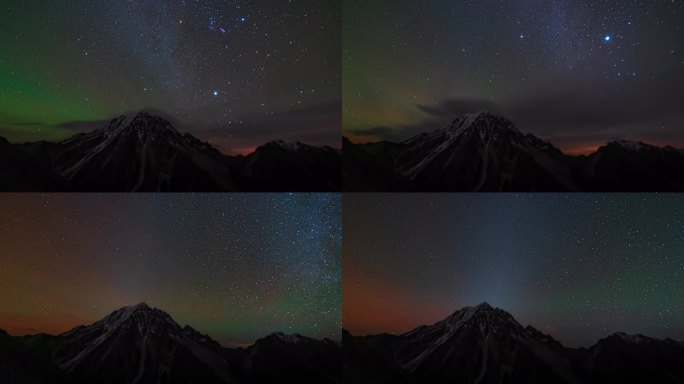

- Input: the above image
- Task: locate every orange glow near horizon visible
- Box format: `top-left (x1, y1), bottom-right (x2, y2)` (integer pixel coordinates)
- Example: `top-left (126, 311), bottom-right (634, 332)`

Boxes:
top-left (560, 144), bottom-right (603, 156)
top-left (343, 130), bottom-right (679, 157)
top-left (197, 130), bottom-right (341, 156)
top-left (343, 254), bottom-right (455, 336)
top-left (0, 194), bottom-right (342, 346)
top-left (0, 312), bottom-right (90, 337)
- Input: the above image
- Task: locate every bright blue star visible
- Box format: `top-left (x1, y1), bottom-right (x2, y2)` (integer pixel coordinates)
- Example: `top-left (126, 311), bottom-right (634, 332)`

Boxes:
top-left (213, 90), bottom-right (219, 96)
top-left (604, 35), bottom-right (611, 42)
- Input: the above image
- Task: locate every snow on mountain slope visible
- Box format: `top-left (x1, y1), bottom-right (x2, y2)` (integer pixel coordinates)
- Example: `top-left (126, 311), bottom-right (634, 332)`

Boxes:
top-left (54, 303), bottom-right (237, 384)
top-left (392, 112), bottom-right (577, 191)
top-left (348, 303), bottom-right (580, 383)
top-left (343, 112), bottom-right (684, 192)
top-left (48, 112), bottom-right (237, 191)
top-left (345, 304), bottom-right (684, 383)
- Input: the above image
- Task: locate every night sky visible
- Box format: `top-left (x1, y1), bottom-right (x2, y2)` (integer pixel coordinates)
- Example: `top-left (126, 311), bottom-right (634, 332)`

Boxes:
top-left (344, 194), bottom-right (684, 348)
top-left (344, 0), bottom-right (684, 154)
top-left (0, 0), bottom-right (340, 155)
top-left (0, 194), bottom-right (341, 347)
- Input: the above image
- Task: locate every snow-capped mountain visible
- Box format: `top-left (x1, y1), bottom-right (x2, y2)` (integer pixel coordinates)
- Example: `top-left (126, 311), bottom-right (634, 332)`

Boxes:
top-left (348, 303), bottom-right (579, 383)
top-left (393, 303), bottom-right (576, 382)
top-left (346, 112), bottom-right (576, 192)
top-left (344, 112), bottom-right (684, 191)
top-left (0, 111), bottom-right (341, 191)
top-left (52, 303), bottom-right (236, 383)
top-left (23, 112), bottom-right (237, 192)
top-left (344, 303), bottom-right (684, 384)
top-left (0, 303), bottom-right (341, 384)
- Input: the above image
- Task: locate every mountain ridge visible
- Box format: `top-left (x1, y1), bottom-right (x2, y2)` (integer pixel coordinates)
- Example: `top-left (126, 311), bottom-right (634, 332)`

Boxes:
top-left (0, 303), bottom-right (341, 384)
top-left (344, 112), bottom-right (684, 192)
top-left (1, 111), bottom-right (341, 192)
top-left (344, 303), bottom-right (684, 384)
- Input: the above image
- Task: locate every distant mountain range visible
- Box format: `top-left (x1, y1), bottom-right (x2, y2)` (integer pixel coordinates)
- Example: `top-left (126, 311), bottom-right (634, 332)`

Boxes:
top-left (0, 303), bottom-right (341, 384)
top-left (344, 112), bottom-right (684, 191)
top-left (344, 303), bottom-right (684, 384)
top-left (0, 112), bottom-right (341, 192)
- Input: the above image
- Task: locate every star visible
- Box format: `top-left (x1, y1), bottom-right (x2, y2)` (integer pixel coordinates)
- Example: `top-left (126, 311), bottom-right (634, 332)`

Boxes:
top-left (0, 0), bottom-right (339, 153)
top-left (0, 194), bottom-right (341, 345)
top-left (604, 35), bottom-right (611, 42)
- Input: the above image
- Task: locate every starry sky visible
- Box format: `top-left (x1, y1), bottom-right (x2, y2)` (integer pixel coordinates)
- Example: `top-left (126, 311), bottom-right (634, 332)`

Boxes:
top-left (0, 194), bottom-right (341, 347)
top-left (344, 0), bottom-right (684, 154)
top-left (0, 0), bottom-right (339, 155)
top-left (344, 194), bottom-right (684, 348)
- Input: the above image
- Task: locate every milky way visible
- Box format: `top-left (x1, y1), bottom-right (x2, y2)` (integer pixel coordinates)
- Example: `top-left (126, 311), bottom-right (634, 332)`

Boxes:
top-left (344, 0), bottom-right (684, 154)
top-left (0, 194), bottom-right (341, 346)
top-left (344, 194), bottom-right (684, 347)
top-left (0, 0), bottom-right (340, 154)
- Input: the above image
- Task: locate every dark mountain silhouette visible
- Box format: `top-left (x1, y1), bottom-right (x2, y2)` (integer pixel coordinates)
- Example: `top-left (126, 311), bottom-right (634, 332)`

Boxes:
top-left (0, 136), bottom-right (68, 191)
top-left (0, 329), bottom-right (69, 383)
top-left (578, 332), bottom-right (684, 384)
top-left (344, 303), bottom-right (684, 384)
top-left (226, 332), bottom-right (342, 384)
top-left (0, 303), bottom-right (340, 384)
top-left (226, 140), bottom-right (342, 192)
top-left (344, 112), bottom-right (684, 192)
top-left (576, 140), bottom-right (684, 192)
top-left (0, 111), bottom-right (341, 192)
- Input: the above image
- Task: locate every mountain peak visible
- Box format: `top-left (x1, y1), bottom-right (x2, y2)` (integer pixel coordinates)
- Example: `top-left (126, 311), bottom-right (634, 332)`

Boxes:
top-left (268, 332), bottom-right (308, 344)
top-left (609, 139), bottom-right (650, 151)
top-left (128, 302), bottom-right (151, 311)
top-left (455, 302), bottom-right (496, 315)
top-left (134, 110), bottom-right (152, 118)
top-left (438, 302), bottom-right (520, 335)
top-left (268, 139), bottom-right (305, 151)
top-left (473, 110), bottom-right (494, 119)
top-left (610, 332), bottom-right (650, 344)
top-left (114, 302), bottom-right (153, 314)
top-left (98, 302), bottom-right (175, 331)
top-left (443, 112), bottom-right (522, 140)
top-left (103, 111), bottom-right (181, 138)
top-left (54, 304), bottom-right (238, 382)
